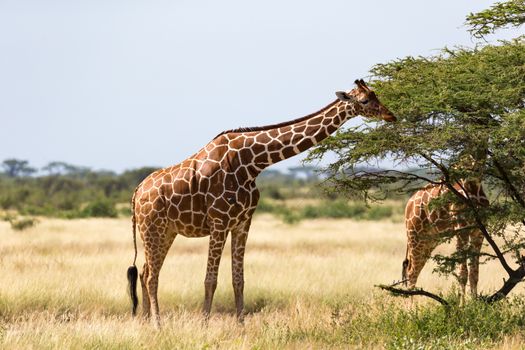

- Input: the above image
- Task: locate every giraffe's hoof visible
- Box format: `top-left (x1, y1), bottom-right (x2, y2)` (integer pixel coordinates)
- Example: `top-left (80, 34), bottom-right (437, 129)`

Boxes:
top-left (202, 311), bottom-right (211, 325)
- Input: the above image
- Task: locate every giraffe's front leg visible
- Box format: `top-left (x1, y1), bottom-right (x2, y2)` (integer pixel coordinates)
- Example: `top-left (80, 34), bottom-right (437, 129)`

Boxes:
top-left (405, 232), bottom-right (434, 290)
top-left (231, 223), bottom-right (250, 323)
top-left (456, 231), bottom-right (469, 305)
top-left (468, 230), bottom-right (484, 298)
top-left (203, 229), bottom-right (228, 320)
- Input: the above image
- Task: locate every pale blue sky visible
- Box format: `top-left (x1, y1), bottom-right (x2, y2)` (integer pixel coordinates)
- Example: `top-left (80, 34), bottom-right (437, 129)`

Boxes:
top-left (0, 1), bottom-right (521, 173)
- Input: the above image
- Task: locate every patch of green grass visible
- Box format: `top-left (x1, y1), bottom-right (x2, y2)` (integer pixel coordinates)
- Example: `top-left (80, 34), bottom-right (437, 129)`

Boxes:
top-left (323, 296), bottom-right (525, 349)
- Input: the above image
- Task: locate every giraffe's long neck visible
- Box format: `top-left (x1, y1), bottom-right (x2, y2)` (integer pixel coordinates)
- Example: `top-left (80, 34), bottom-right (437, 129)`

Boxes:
top-left (458, 178), bottom-right (487, 203)
top-left (460, 178), bottom-right (480, 191)
top-left (241, 100), bottom-right (354, 173)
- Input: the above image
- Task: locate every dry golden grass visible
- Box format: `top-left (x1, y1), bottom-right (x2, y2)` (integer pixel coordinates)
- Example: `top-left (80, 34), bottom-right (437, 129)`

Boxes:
top-left (0, 214), bottom-right (523, 349)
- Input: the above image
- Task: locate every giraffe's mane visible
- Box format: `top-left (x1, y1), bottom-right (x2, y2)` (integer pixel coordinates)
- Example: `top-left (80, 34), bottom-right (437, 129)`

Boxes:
top-left (213, 99), bottom-right (341, 139)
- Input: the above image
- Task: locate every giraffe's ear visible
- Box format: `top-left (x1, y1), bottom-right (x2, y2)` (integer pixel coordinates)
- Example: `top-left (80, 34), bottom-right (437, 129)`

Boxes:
top-left (336, 91), bottom-right (356, 103)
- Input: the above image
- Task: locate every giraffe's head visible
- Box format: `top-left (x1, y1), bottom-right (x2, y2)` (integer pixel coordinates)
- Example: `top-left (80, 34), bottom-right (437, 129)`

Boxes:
top-left (335, 79), bottom-right (396, 122)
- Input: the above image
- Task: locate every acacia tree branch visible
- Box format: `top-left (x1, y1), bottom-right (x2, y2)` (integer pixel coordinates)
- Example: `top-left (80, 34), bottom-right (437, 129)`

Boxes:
top-left (493, 158), bottom-right (525, 207)
top-left (491, 156), bottom-right (525, 228)
top-left (419, 153), bottom-right (515, 276)
top-left (354, 169), bottom-right (443, 185)
top-left (466, 0), bottom-right (525, 38)
top-left (479, 244), bottom-right (525, 260)
top-left (376, 284), bottom-right (449, 307)
top-left (322, 168), bottom-right (442, 202)
top-left (485, 263), bottom-right (525, 303)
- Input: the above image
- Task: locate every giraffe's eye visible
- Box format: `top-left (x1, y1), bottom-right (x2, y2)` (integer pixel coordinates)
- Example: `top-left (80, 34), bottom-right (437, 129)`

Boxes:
top-left (361, 99), bottom-right (369, 105)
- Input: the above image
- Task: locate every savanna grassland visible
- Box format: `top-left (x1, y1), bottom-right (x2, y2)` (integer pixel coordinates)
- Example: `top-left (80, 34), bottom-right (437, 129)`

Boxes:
top-left (1, 214), bottom-right (525, 349)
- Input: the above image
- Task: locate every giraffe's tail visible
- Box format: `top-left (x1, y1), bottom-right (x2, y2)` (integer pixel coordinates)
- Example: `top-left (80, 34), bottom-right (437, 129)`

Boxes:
top-left (127, 188), bottom-right (139, 316)
top-left (127, 265), bottom-right (138, 316)
top-left (401, 244), bottom-right (409, 287)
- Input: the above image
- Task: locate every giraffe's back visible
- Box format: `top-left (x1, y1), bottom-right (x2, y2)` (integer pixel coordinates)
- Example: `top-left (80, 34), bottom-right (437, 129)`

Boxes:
top-left (134, 159), bottom-right (211, 238)
top-left (133, 135), bottom-right (261, 238)
top-left (405, 182), bottom-right (488, 238)
top-left (405, 184), bottom-right (454, 237)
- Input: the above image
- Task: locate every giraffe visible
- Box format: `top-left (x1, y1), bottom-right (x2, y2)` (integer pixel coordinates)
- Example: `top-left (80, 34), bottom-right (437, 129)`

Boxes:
top-left (126, 79), bottom-right (396, 328)
top-left (402, 178), bottom-right (489, 302)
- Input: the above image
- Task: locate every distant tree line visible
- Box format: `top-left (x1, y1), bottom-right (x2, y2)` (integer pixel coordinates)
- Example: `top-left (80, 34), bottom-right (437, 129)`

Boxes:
top-left (0, 159), bottom-right (158, 218)
top-left (0, 159), bottom-right (326, 218)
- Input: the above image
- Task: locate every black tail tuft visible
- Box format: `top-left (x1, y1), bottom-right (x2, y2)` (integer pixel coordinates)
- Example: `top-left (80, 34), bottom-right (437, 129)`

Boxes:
top-left (127, 265), bottom-right (139, 316)
top-left (402, 259), bottom-right (409, 286)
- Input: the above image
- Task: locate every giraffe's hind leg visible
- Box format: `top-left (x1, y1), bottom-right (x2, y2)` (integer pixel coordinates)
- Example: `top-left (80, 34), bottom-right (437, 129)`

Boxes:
top-left (141, 223), bottom-right (175, 329)
top-left (140, 262), bottom-right (150, 319)
top-left (231, 220), bottom-right (252, 323)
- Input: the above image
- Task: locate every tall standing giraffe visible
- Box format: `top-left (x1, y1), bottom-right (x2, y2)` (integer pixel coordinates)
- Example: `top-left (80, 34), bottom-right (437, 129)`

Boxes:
top-left (126, 79), bottom-right (396, 328)
top-left (402, 178), bottom-right (489, 301)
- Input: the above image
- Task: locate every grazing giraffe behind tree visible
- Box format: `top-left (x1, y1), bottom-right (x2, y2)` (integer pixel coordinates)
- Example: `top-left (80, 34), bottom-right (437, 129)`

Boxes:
top-left (402, 178), bottom-right (489, 302)
top-left (126, 79), bottom-right (396, 328)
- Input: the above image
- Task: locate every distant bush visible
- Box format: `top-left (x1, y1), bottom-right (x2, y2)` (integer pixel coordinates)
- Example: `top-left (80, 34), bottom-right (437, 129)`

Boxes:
top-left (10, 217), bottom-right (38, 231)
top-left (365, 206), bottom-right (394, 221)
top-left (256, 199), bottom-right (399, 223)
top-left (301, 200), bottom-right (394, 221)
top-left (0, 195), bottom-right (16, 209)
top-left (117, 205), bottom-right (131, 218)
top-left (281, 208), bottom-right (302, 224)
top-left (0, 212), bottom-right (16, 223)
top-left (255, 198), bottom-right (279, 213)
top-left (261, 185), bottom-right (284, 200)
top-left (303, 200), bottom-right (365, 219)
top-left (1, 214), bottom-right (38, 231)
top-left (80, 199), bottom-right (117, 218)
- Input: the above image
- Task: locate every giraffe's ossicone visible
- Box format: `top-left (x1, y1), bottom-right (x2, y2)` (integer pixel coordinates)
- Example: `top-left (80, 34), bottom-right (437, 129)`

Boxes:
top-left (402, 179), bottom-right (489, 301)
top-left (126, 79), bottom-right (396, 328)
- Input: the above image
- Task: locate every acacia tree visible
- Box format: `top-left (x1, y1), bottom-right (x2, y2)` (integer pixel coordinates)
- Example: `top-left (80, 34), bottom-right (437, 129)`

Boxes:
top-left (308, 8), bottom-right (525, 301)
top-left (466, 0), bottom-right (525, 38)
